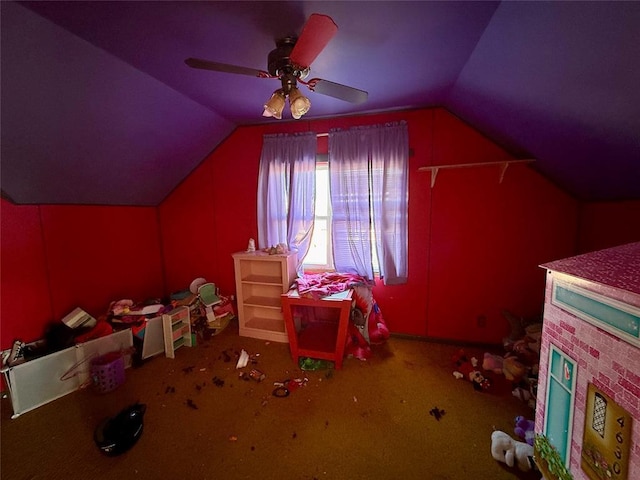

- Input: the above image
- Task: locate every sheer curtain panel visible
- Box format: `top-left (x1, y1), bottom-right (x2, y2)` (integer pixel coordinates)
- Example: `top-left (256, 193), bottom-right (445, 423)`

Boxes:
top-left (257, 132), bottom-right (317, 271)
top-left (328, 122), bottom-right (409, 285)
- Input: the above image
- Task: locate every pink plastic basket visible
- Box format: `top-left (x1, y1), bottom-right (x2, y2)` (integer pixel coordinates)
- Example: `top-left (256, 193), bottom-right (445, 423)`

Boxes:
top-left (90, 351), bottom-right (125, 393)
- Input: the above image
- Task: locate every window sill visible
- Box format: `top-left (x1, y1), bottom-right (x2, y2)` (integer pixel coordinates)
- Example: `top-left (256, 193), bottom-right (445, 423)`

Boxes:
top-left (302, 267), bottom-right (335, 275)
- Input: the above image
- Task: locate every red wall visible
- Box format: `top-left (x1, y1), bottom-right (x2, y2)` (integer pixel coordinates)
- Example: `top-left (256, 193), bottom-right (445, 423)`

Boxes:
top-left (577, 200), bottom-right (640, 253)
top-left (4, 107), bottom-right (635, 352)
top-left (424, 110), bottom-right (579, 342)
top-left (0, 201), bottom-right (163, 349)
top-left (0, 200), bottom-right (53, 345)
top-left (159, 121), bottom-right (317, 297)
top-left (159, 108), bottom-right (579, 343)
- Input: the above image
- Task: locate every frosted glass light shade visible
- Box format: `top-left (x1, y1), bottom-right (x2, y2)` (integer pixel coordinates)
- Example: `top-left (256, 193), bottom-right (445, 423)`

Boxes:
top-left (263, 91), bottom-right (286, 119)
top-left (289, 87), bottom-right (311, 119)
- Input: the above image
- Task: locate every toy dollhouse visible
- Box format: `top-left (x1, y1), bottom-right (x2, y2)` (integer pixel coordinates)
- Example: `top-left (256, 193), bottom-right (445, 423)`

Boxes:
top-left (536, 242), bottom-right (639, 480)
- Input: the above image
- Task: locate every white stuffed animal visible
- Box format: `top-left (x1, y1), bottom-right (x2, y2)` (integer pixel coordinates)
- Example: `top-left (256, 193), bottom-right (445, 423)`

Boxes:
top-left (491, 430), bottom-right (536, 472)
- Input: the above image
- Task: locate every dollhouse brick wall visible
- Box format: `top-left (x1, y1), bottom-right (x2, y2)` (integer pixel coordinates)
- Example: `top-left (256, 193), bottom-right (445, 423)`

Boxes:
top-left (536, 242), bottom-right (640, 480)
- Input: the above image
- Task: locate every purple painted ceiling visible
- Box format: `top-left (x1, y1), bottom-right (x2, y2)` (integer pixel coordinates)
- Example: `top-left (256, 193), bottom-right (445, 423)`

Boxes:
top-left (1, 1), bottom-right (639, 205)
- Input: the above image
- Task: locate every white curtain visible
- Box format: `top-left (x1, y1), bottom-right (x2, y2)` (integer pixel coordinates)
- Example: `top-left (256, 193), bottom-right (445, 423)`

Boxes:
top-left (257, 132), bottom-right (317, 271)
top-left (328, 122), bottom-right (409, 285)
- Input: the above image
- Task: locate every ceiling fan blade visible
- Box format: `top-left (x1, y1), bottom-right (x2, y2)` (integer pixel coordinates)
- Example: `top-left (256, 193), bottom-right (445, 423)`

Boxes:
top-left (290, 14), bottom-right (338, 68)
top-left (308, 79), bottom-right (368, 104)
top-left (184, 58), bottom-right (268, 77)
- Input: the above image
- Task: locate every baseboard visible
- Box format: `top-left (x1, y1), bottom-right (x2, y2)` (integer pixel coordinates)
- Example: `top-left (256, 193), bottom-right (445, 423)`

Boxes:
top-left (389, 332), bottom-right (503, 351)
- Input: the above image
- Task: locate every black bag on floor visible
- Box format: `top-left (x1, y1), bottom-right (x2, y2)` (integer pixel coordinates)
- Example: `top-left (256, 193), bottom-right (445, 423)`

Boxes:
top-left (94, 403), bottom-right (146, 456)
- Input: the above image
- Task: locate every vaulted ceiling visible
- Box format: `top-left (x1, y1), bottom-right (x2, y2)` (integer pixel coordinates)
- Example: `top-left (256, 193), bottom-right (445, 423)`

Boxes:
top-left (2, 1), bottom-right (639, 206)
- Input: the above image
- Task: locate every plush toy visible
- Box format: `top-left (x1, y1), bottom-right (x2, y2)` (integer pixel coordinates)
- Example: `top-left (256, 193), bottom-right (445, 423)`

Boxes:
top-left (512, 386), bottom-right (537, 410)
top-left (503, 354), bottom-right (528, 383)
top-left (524, 324), bottom-right (542, 351)
top-left (502, 309), bottom-right (543, 363)
top-left (482, 351), bottom-right (528, 384)
top-left (508, 337), bottom-right (540, 365)
top-left (491, 430), bottom-right (536, 472)
top-left (514, 416), bottom-right (536, 446)
top-left (482, 352), bottom-right (504, 374)
top-left (452, 350), bottom-right (491, 391)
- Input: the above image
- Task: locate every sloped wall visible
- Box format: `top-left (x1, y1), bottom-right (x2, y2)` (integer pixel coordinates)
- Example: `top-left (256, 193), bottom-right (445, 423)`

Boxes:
top-left (159, 125), bottom-right (267, 298)
top-left (2, 107), bottom-right (635, 351)
top-left (159, 107), bottom-right (579, 343)
top-left (3, 107), bottom-right (636, 353)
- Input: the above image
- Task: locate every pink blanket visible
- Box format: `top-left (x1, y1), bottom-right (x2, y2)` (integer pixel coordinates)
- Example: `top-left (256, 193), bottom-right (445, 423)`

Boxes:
top-left (295, 272), bottom-right (370, 299)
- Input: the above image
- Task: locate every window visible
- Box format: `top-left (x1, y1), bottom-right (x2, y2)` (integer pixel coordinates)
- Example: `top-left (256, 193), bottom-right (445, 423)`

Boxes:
top-left (302, 157), bottom-right (333, 271)
top-left (257, 123), bottom-right (408, 284)
top-left (256, 132), bottom-right (316, 275)
top-left (328, 122), bottom-right (408, 284)
top-left (302, 156), bottom-right (382, 274)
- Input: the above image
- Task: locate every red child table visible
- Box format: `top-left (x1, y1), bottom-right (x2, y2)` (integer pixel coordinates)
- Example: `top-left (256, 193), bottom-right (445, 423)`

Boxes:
top-left (281, 288), bottom-right (353, 369)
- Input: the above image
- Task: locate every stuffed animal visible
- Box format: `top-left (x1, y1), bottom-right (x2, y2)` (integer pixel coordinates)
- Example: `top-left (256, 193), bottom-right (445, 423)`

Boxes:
top-left (514, 416), bottom-right (536, 446)
top-left (482, 351), bottom-right (528, 384)
top-left (512, 386), bottom-right (537, 410)
top-left (503, 354), bottom-right (528, 383)
top-left (452, 350), bottom-right (491, 391)
top-left (482, 352), bottom-right (504, 374)
top-left (491, 430), bottom-right (536, 472)
top-left (509, 337), bottom-right (540, 365)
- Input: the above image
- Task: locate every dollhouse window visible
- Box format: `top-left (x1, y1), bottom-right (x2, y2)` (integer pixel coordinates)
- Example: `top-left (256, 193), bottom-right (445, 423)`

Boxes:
top-left (582, 383), bottom-right (633, 479)
top-left (544, 343), bottom-right (577, 467)
top-left (551, 280), bottom-right (640, 348)
top-left (592, 392), bottom-right (607, 437)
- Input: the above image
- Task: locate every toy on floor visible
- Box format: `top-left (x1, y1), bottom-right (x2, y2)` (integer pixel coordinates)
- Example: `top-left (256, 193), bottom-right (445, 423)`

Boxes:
top-left (503, 355), bottom-right (528, 382)
top-left (452, 350), bottom-right (491, 391)
top-left (511, 385), bottom-right (536, 409)
top-left (482, 352), bottom-right (505, 374)
top-left (482, 352), bottom-right (528, 383)
top-left (344, 283), bottom-right (390, 360)
top-left (502, 309), bottom-right (543, 365)
top-left (514, 416), bottom-right (536, 446)
top-left (490, 430), bottom-right (536, 472)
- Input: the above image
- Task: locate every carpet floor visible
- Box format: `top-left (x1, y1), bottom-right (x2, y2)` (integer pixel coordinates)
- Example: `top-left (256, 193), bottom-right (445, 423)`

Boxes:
top-left (1, 321), bottom-right (541, 480)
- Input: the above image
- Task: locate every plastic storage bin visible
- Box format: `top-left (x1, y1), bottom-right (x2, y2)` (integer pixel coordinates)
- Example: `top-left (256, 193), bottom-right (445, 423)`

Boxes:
top-left (91, 351), bottom-right (125, 393)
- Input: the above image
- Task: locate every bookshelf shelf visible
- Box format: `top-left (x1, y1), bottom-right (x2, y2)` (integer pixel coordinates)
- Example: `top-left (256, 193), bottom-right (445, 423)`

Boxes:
top-left (162, 306), bottom-right (192, 359)
top-left (233, 251), bottom-right (297, 343)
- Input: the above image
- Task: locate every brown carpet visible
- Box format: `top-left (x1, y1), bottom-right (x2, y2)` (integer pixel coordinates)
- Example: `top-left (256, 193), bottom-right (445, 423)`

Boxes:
top-left (1, 321), bottom-right (541, 480)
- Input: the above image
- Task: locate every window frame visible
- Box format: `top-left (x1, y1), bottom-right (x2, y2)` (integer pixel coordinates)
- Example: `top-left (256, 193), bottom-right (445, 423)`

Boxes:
top-left (543, 343), bottom-right (577, 467)
top-left (301, 153), bottom-right (382, 276)
top-left (301, 154), bottom-right (335, 273)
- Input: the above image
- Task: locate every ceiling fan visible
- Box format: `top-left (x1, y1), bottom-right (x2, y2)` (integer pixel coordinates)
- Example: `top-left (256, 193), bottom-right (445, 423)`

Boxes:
top-left (184, 13), bottom-right (368, 120)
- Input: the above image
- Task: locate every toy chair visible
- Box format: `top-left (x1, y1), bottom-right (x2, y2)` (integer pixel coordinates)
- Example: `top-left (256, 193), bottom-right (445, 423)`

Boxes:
top-left (198, 283), bottom-right (221, 323)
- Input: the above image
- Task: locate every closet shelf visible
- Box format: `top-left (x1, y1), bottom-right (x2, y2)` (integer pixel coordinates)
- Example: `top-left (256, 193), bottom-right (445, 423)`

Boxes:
top-left (418, 159), bottom-right (535, 187)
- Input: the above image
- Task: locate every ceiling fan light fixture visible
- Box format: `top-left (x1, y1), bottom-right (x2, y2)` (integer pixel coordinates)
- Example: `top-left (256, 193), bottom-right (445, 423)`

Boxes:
top-left (289, 86), bottom-right (311, 119)
top-left (263, 90), bottom-right (286, 119)
top-left (185, 14), bottom-right (369, 121)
